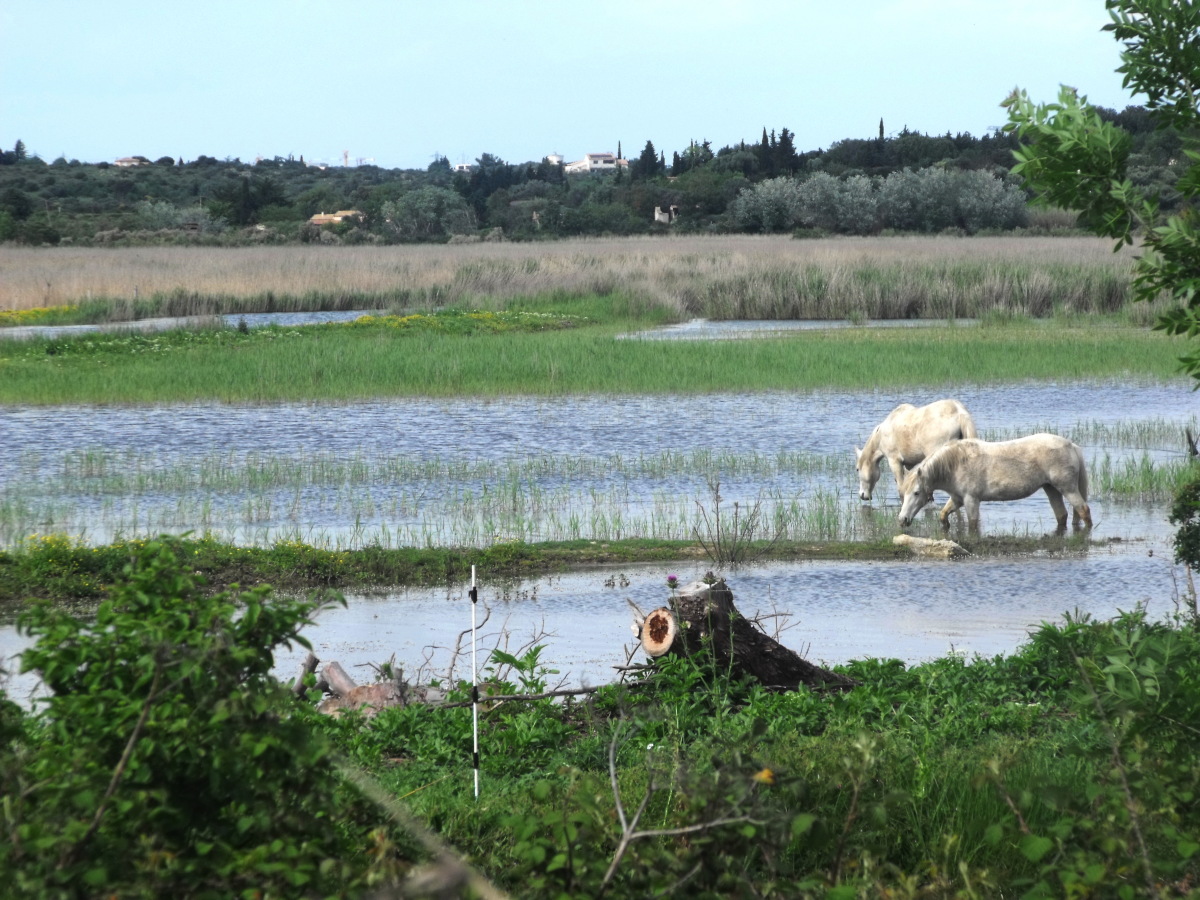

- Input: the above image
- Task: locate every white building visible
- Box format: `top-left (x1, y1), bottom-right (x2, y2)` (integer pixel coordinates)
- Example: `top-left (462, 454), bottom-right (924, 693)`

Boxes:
top-left (563, 152), bottom-right (628, 174)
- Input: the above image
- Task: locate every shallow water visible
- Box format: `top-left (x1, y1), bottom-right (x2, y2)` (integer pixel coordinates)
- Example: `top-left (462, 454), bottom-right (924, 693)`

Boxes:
top-left (617, 317), bottom-right (979, 340)
top-left (2, 377), bottom-right (1198, 701)
top-left (1, 380), bottom-right (1194, 547)
top-left (2, 547), bottom-right (1187, 704)
top-left (2, 314), bottom-right (958, 342)
top-left (0, 310), bottom-right (385, 340)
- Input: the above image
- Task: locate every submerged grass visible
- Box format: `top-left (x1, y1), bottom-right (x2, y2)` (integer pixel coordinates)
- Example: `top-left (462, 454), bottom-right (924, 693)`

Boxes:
top-left (2, 435), bottom-right (1185, 551)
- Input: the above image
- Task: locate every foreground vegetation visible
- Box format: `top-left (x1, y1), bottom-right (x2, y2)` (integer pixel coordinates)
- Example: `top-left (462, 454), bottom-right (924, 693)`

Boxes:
top-left (4, 537), bottom-right (1199, 897)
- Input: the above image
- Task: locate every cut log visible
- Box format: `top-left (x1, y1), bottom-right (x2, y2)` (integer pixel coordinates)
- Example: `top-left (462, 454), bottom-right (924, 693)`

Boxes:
top-left (321, 660), bottom-right (359, 697)
top-left (639, 578), bottom-right (857, 691)
top-left (318, 681), bottom-right (406, 717)
top-left (311, 659), bottom-right (447, 716)
top-left (637, 607), bottom-right (677, 657)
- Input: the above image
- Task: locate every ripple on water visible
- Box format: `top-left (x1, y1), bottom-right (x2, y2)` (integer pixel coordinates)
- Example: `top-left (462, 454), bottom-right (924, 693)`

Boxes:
top-left (0, 379), bottom-right (1195, 698)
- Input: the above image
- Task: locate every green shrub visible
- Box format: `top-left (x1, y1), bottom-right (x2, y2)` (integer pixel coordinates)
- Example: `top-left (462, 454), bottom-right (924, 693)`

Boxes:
top-left (0, 536), bottom-right (407, 897)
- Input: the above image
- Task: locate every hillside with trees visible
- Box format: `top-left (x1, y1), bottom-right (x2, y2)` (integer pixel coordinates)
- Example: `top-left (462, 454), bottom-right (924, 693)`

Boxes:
top-left (0, 106), bottom-right (1183, 246)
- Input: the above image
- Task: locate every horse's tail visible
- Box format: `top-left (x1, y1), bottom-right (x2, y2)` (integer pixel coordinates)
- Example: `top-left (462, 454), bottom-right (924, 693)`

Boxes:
top-left (958, 410), bottom-right (979, 440)
top-left (1077, 445), bottom-right (1089, 501)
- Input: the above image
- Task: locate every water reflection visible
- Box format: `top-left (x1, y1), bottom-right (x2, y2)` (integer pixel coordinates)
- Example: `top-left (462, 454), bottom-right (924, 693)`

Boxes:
top-left (617, 318), bottom-right (978, 340)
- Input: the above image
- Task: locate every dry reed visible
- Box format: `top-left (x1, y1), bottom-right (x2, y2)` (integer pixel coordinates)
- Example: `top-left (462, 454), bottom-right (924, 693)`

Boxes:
top-left (1, 235), bottom-right (1141, 319)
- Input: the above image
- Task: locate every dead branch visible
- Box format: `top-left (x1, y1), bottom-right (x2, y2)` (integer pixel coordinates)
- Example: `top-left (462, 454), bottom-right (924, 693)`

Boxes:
top-left (599, 720), bottom-right (759, 893)
top-left (291, 651), bottom-right (319, 698)
top-left (440, 684), bottom-right (601, 709)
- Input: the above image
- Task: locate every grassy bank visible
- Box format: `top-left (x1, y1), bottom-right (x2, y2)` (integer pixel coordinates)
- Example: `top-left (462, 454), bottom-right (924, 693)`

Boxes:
top-left (0, 306), bottom-right (1185, 405)
top-left (0, 531), bottom-right (1098, 606)
top-left (345, 603), bottom-right (1200, 897)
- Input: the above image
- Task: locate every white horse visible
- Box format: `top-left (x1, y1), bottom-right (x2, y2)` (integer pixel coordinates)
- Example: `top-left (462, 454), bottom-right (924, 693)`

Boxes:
top-left (897, 434), bottom-right (1093, 534)
top-left (855, 399), bottom-right (978, 503)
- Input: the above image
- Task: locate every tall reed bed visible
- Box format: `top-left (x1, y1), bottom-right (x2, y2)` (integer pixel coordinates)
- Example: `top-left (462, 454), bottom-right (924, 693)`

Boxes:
top-left (0, 235), bottom-right (1151, 322)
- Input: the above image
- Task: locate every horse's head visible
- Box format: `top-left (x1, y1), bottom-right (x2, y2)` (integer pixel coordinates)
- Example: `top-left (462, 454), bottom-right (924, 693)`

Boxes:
top-left (897, 465), bottom-right (933, 527)
top-left (854, 445), bottom-right (883, 501)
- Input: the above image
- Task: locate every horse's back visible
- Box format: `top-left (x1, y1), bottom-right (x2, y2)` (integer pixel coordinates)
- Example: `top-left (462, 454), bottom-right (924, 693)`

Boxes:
top-left (948, 434), bottom-right (1086, 495)
top-left (888, 399), bottom-right (977, 459)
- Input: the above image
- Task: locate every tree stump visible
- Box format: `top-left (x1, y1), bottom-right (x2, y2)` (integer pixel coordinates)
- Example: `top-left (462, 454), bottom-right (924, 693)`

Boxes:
top-left (636, 578), bottom-right (857, 691)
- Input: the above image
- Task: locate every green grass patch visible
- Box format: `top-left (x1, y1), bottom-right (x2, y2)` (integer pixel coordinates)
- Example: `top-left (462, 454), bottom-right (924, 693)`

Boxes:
top-left (0, 313), bottom-right (1186, 405)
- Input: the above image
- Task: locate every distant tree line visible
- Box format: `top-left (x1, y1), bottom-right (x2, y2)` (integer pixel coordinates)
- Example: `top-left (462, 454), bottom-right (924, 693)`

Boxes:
top-left (0, 107), bottom-right (1183, 246)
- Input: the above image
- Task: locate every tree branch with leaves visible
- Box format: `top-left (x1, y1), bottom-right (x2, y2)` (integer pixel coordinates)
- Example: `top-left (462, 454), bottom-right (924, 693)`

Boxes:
top-left (1003, 0), bottom-right (1200, 379)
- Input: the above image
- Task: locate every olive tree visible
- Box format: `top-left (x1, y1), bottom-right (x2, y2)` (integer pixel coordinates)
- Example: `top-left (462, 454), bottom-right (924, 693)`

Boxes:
top-left (135, 199), bottom-right (226, 233)
top-left (381, 186), bottom-right (476, 242)
top-left (730, 176), bottom-right (805, 232)
top-left (878, 168), bottom-right (1028, 233)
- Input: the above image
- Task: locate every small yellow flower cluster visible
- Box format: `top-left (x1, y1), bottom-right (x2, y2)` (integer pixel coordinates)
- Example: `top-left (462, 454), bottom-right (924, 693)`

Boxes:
top-left (0, 305), bottom-right (78, 326)
top-left (23, 532), bottom-right (80, 552)
top-left (348, 313), bottom-right (436, 330)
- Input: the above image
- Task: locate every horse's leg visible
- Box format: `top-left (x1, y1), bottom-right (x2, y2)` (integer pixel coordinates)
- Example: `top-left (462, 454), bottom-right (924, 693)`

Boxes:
top-left (1043, 485), bottom-right (1068, 534)
top-left (890, 457), bottom-right (907, 502)
top-left (938, 493), bottom-right (963, 528)
top-left (962, 496), bottom-right (980, 534)
top-left (1062, 485), bottom-right (1093, 529)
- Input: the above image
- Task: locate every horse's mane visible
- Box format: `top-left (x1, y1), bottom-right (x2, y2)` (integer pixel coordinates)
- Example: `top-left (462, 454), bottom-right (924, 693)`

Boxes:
top-left (921, 440), bottom-right (976, 486)
top-left (861, 425), bottom-right (883, 459)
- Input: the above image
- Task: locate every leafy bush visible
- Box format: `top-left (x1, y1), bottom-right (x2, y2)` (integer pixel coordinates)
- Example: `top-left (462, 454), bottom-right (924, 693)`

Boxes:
top-left (1, 536), bottom-right (407, 897)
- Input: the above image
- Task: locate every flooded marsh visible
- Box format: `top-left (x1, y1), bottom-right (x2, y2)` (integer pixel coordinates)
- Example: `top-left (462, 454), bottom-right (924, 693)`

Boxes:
top-left (2, 381), bottom-right (1196, 550)
top-left (1, 376), bottom-right (1198, 695)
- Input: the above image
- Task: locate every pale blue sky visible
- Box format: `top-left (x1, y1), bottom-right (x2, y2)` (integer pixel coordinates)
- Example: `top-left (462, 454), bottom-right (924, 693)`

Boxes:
top-left (2, 0), bottom-right (1136, 170)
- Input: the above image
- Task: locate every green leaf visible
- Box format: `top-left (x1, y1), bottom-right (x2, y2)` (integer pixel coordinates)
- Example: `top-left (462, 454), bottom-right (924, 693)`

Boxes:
top-left (1020, 834), bottom-right (1054, 863)
top-left (791, 813), bottom-right (816, 837)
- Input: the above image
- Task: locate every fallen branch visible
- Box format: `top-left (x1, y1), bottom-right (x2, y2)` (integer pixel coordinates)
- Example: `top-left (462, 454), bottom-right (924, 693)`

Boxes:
top-left (440, 685), bottom-right (601, 709)
top-left (599, 720), bottom-right (760, 893)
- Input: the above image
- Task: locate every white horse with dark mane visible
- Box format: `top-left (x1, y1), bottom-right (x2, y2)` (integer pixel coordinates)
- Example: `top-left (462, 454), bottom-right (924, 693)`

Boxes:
top-left (897, 434), bottom-right (1093, 534)
top-left (855, 399), bottom-right (978, 504)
